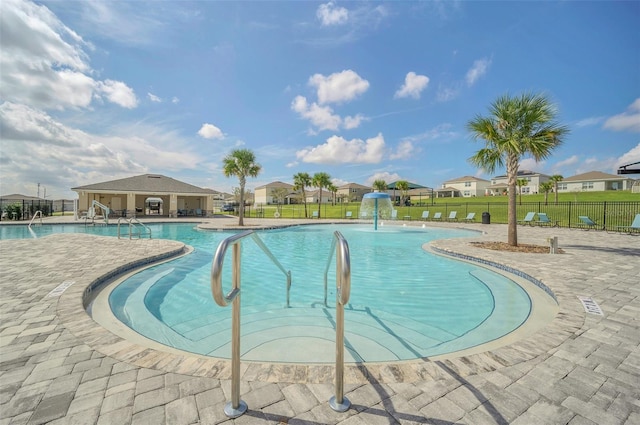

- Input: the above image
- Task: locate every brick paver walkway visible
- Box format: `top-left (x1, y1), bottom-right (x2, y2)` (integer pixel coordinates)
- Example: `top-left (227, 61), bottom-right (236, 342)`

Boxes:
top-left (1, 217), bottom-right (638, 424)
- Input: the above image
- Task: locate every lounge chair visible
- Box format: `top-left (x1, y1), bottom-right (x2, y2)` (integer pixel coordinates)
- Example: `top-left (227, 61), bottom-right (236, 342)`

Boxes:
top-left (535, 212), bottom-right (558, 227)
top-left (518, 212), bottom-right (536, 225)
top-left (345, 211), bottom-right (353, 219)
top-left (613, 213), bottom-right (640, 234)
top-left (360, 211), bottom-right (368, 219)
top-left (446, 211), bottom-right (458, 221)
top-left (463, 212), bottom-right (476, 222)
top-left (312, 210), bottom-right (319, 218)
top-left (421, 211), bottom-right (429, 221)
top-left (432, 212), bottom-right (442, 220)
top-left (391, 210), bottom-right (398, 220)
top-left (577, 216), bottom-right (599, 230)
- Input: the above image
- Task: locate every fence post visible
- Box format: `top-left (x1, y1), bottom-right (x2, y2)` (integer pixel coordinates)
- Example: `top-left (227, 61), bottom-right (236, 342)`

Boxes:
top-left (568, 203), bottom-right (572, 228)
top-left (602, 201), bottom-right (607, 229)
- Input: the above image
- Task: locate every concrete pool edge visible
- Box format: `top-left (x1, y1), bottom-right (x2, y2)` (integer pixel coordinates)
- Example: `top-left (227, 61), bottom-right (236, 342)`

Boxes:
top-left (50, 226), bottom-right (586, 385)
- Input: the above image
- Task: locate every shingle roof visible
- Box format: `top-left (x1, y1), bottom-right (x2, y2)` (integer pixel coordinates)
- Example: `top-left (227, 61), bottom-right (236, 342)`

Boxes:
top-left (443, 176), bottom-right (490, 184)
top-left (337, 183), bottom-right (371, 190)
top-left (562, 171), bottom-right (630, 182)
top-left (71, 174), bottom-right (216, 194)
top-left (255, 181), bottom-right (294, 190)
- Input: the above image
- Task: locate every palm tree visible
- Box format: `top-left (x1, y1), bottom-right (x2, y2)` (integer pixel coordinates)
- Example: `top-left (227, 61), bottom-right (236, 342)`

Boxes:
top-left (311, 172), bottom-right (332, 219)
top-left (222, 149), bottom-right (261, 226)
top-left (327, 183), bottom-right (338, 205)
top-left (516, 178), bottom-right (528, 205)
top-left (468, 92), bottom-right (569, 246)
top-left (372, 179), bottom-right (387, 192)
top-left (550, 174), bottom-right (563, 205)
top-left (540, 181), bottom-right (554, 205)
top-left (396, 180), bottom-right (410, 206)
top-left (293, 172), bottom-right (311, 218)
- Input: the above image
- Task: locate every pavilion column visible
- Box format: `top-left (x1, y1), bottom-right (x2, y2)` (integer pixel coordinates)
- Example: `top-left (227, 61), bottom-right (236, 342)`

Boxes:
top-left (205, 196), bottom-right (213, 217)
top-left (169, 194), bottom-right (178, 218)
top-left (126, 193), bottom-right (136, 217)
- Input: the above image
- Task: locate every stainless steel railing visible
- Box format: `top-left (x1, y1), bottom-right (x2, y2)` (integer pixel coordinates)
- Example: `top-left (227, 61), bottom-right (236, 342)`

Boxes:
top-left (210, 230), bottom-right (292, 418)
top-left (324, 231), bottom-right (352, 413)
top-left (28, 210), bottom-right (43, 238)
top-left (117, 217), bottom-right (152, 239)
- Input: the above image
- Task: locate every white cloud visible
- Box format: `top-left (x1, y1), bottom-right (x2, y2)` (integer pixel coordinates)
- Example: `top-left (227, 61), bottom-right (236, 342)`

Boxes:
top-left (172, 97), bottom-right (180, 104)
top-left (296, 133), bottom-right (386, 164)
top-left (291, 95), bottom-right (342, 131)
top-left (198, 123), bottom-right (224, 140)
top-left (148, 93), bottom-right (162, 102)
top-left (465, 58), bottom-right (491, 86)
top-left (604, 98), bottom-right (640, 132)
top-left (309, 70), bottom-right (369, 104)
top-left (365, 171), bottom-right (401, 187)
top-left (554, 155), bottom-right (579, 169)
top-left (436, 85), bottom-right (460, 102)
top-left (616, 142), bottom-right (640, 168)
top-left (343, 114), bottom-right (366, 129)
top-left (0, 101), bottom-right (200, 197)
top-left (575, 116), bottom-right (605, 128)
top-left (0, 0), bottom-right (137, 111)
top-left (395, 72), bottom-right (430, 99)
top-left (96, 80), bottom-right (138, 109)
top-left (317, 2), bottom-right (349, 26)
top-left (519, 158), bottom-right (544, 171)
top-left (390, 140), bottom-right (416, 160)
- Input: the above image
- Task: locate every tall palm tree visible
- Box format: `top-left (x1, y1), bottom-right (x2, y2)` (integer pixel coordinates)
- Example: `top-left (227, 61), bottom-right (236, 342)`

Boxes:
top-left (540, 181), bottom-right (554, 205)
top-left (468, 92), bottom-right (569, 246)
top-left (396, 180), bottom-right (410, 206)
top-left (516, 178), bottom-right (528, 205)
top-left (312, 172), bottom-right (332, 219)
top-left (372, 179), bottom-right (387, 192)
top-left (327, 183), bottom-right (338, 205)
top-left (550, 174), bottom-right (563, 205)
top-left (293, 172), bottom-right (311, 218)
top-left (222, 149), bottom-right (261, 226)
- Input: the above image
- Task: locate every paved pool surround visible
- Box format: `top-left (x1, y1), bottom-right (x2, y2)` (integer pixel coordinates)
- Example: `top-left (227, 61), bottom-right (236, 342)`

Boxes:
top-left (1, 216), bottom-right (638, 424)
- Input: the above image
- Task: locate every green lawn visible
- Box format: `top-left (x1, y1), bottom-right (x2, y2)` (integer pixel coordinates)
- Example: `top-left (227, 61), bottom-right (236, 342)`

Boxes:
top-left (245, 191), bottom-right (639, 230)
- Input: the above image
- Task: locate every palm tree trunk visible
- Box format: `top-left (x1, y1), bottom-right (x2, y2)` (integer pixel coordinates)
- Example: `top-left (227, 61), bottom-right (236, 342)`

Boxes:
top-left (506, 153), bottom-right (518, 246)
top-left (238, 179), bottom-right (245, 226)
top-left (317, 188), bottom-right (322, 218)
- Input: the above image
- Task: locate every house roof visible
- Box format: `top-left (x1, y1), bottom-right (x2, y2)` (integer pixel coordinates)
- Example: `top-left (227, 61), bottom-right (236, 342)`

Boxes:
top-left (434, 186), bottom-right (461, 193)
top-left (443, 176), bottom-right (490, 184)
top-left (562, 171), bottom-right (634, 182)
top-left (337, 182), bottom-right (371, 190)
top-left (493, 170), bottom-right (550, 179)
top-left (387, 181), bottom-right (428, 190)
top-left (0, 194), bottom-right (44, 201)
top-left (71, 174), bottom-right (216, 194)
top-left (255, 181), bottom-right (294, 190)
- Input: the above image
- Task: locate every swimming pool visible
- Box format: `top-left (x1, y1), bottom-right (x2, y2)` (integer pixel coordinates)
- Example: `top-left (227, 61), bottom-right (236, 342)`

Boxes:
top-left (4, 222), bottom-right (553, 363)
top-left (85, 223), bottom-right (538, 363)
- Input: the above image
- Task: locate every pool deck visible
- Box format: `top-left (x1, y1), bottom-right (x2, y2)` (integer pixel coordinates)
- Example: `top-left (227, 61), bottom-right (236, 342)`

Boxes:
top-left (1, 216), bottom-right (639, 424)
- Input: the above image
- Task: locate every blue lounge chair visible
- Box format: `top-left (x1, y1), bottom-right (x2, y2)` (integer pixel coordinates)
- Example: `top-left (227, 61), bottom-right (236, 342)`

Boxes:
top-left (447, 211), bottom-right (458, 221)
top-left (463, 212), bottom-right (476, 222)
top-left (614, 213), bottom-right (640, 234)
top-left (535, 212), bottom-right (558, 227)
top-left (391, 210), bottom-right (398, 220)
top-left (432, 212), bottom-right (442, 220)
top-left (312, 210), bottom-right (319, 218)
top-left (518, 212), bottom-right (536, 225)
top-left (421, 211), bottom-right (430, 221)
top-left (577, 216), bottom-right (599, 230)
top-left (345, 211), bottom-right (353, 219)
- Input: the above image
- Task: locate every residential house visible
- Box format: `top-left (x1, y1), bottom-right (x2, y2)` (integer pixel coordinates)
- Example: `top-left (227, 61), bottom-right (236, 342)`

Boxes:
top-left (438, 176), bottom-right (491, 198)
top-left (486, 170), bottom-right (550, 196)
top-left (305, 189), bottom-right (334, 204)
top-left (335, 183), bottom-right (372, 203)
top-left (254, 181), bottom-right (296, 205)
top-left (557, 171), bottom-right (636, 192)
top-left (72, 174), bottom-right (218, 217)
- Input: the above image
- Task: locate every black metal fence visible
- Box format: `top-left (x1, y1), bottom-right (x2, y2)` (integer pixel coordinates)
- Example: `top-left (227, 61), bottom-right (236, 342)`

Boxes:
top-left (1, 199), bottom-right (54, 221)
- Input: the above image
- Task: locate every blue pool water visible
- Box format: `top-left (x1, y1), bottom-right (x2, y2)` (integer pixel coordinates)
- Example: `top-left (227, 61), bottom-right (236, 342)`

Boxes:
top-left (4, 223), bottom-right (533, 362)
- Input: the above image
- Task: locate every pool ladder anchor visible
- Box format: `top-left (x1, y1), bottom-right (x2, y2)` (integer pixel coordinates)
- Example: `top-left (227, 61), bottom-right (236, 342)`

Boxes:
top-left (211, 230), bottom-right (351, 417)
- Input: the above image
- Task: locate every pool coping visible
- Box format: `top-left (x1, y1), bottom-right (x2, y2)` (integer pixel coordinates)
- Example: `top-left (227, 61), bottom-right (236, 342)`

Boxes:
top-left (54, 222), bottom-right (585, 385)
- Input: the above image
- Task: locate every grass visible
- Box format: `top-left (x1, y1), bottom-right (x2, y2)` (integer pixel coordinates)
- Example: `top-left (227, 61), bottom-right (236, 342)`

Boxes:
top-left (245, 191), bottom-right (639, 230)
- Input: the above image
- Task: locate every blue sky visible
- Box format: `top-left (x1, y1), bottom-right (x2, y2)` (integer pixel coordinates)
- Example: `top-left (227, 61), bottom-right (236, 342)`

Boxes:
top-left (1, 0), bottom-right (638, 199)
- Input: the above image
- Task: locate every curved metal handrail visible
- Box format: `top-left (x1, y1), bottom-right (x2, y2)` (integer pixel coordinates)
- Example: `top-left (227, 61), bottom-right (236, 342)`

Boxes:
top-left (28, 210), bottom-right (43, 238)
top-left (323, 230), bottom-right (352, 412)
top-left (209, 229), bottom-right (292, 418)
top-left (323, 231), bottom-right (351, 307)
top-left (129, 217), bottom-right (152, 239)
top-left (211, 230), bottom-right (291, 307)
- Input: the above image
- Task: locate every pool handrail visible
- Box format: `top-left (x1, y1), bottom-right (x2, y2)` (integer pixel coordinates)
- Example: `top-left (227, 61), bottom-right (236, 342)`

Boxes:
top-left (28, 210), bottom-right (43, 238)
top-left (210, 229), bottom-right (292, 418)
top-left (116, 217), bottom-right (152, 239)
top-left (323, 230), bottom-right (352, 413)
